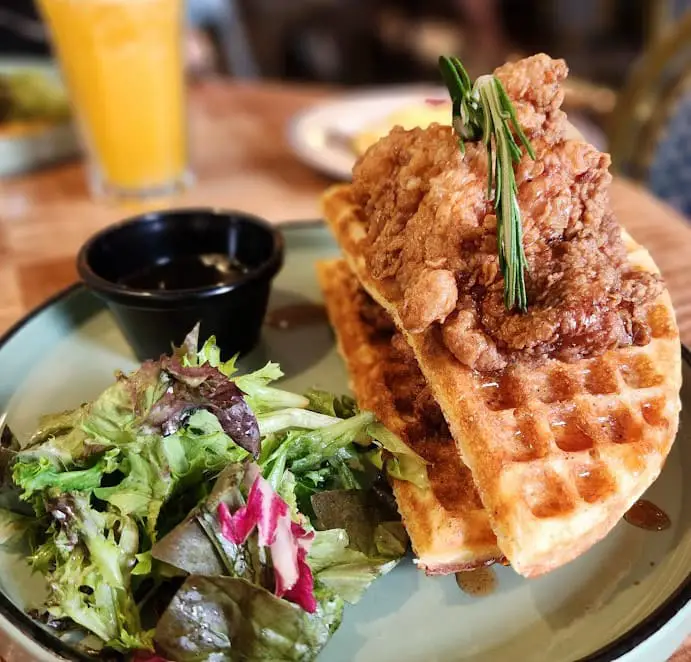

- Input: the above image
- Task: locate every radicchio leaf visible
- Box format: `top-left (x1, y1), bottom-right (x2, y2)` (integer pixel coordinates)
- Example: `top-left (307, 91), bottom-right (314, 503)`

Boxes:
top-left (146, 358), bottom-right (260, 457)
top-left (282, 542), bottom-right (317, 613)
top-left (151, 464), bottom-right (267, 585)
top-left (217, 473), bottom-right (316, 613)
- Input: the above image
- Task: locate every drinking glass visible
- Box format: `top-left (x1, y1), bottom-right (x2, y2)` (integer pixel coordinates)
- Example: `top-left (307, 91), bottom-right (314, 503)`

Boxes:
top-left (37, 0), bottom-right (192, 202)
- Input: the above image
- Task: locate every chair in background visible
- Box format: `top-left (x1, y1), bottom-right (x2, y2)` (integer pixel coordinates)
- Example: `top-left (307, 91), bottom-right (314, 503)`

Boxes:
top-left (647, 74), bottom-right (691, 218)
top-left (186, 0), bottom-right (258, 77)
top-left (234, 0), bottom-right (377, 84)
top-left (609, 10), bottom-right (691, 219)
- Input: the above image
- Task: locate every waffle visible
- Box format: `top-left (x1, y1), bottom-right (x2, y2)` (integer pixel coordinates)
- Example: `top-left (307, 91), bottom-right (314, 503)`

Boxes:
top-left (317, 258), bottom-right (502, 573)
top-left (323, 183), bottom-right (682, 578)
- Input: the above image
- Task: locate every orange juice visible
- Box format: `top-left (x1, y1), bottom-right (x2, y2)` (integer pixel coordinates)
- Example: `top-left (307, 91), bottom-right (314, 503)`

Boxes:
top-left (38, 0), bottom-right (188, 197)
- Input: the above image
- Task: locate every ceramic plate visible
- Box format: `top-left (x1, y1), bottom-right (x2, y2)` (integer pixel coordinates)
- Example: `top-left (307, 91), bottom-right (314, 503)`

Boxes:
top-left (287, 85), bottom-right (446, 181)
top-left (0, 57), bottom-right (79, 177)
top-left (287, 87), bottom-right (607, 181)
top-left (0, 222), bottom-right (688, 662)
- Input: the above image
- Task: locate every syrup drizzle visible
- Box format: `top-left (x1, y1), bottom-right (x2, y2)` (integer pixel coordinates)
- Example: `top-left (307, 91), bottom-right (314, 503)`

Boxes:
top-left (265, 304), bottom-right (328, 330)
top-left (624, 500), bottom-right (671, 532)
top-left (455, 566), bottom-right (497, 597)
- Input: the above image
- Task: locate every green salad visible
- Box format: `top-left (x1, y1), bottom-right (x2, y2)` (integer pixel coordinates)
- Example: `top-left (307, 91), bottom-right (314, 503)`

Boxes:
top-left (0, 70), bottom-right (70, 124)
top-left (0, 327), bottom-right (426, 661)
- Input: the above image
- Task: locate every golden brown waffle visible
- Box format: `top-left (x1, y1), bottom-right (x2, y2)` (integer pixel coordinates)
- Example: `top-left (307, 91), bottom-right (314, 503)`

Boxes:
top-left (323, 183), bottom-right (682, 578)
top-left (316, 258), bottom-right (502, 573)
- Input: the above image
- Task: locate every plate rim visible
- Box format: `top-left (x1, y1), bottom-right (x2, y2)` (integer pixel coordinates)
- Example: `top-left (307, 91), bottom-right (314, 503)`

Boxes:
top-left (286, 109), bottom-right (352, 182)
top-left (286, 84), bottom-right (448, 181)
top-left (0, 226), bottom-right (688, 661)
top-left (286, 85), bottom-right (607, 182)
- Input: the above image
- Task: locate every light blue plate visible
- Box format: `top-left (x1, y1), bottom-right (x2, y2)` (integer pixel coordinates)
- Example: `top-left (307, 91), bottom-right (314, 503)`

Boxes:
top-left (0, 223), bottom-right (688, 662)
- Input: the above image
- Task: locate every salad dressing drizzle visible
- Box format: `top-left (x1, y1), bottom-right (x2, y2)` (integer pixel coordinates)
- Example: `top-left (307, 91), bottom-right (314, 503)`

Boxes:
top-left (624, 500), bottom-right (671, 531)
top-left (455, 567), bottom-right (497, 597)
top-left (266, 304), bottom-right (328, 330)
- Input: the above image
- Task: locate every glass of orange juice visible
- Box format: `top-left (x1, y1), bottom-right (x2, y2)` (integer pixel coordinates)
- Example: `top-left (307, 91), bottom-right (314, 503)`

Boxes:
top-left (37, 0), bottom-right (191, 202)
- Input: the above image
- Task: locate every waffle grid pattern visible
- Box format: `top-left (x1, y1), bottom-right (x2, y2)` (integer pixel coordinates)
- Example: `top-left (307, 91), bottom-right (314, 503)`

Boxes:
top-left (323, 183), bottom-right (682, 578)
top-left (317, 259), bottom-right (501, 573)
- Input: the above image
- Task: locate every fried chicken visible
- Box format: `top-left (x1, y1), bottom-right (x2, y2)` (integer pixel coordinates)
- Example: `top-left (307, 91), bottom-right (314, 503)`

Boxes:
top-left (352, 54), bottom-right (662, 371)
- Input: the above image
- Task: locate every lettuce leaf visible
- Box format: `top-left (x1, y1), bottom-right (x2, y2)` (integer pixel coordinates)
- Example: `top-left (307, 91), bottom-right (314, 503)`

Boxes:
top-left (0, 507), bottom-right (32, 545)
top-left (257, 408), bottom-right (341, 436)
top-left (234, 361), bottom-right (283, 391)
top-left (40, 493), bottom-right (152, 651)
top-left (177, 325), bottom-right (238, 378)
top-left (163, 410), bottom-right (249, 485)
top-left (305, 389), bottom-right (358, 418)
top-left (21, 351), bottom-right (259, 464)
top-left (311, 489), bottom-right (404, 556)
top-left (366, 423), bottom-right (429, 490)
top-left (177, 328), bottom-right (311, 418)
top-left (154, 576), bottom-right (342, 662)
top-left (151, 357), bottom-right (260, 457)
top-left (94, 412), bottom-right (248, 540)
top-left (267, 411), bottom-right (375, 474)
top-left (18, 363), bottom-right (164, 470)
top-left (307, 489), bottom-right (408, 603)
top-left (21, 409), bottom-right (112, 466)
top-left (13, 448), bottom-right (120, 500)
top-left (234, 362), bottom-right (312, 414)
top-left (308, 529), bottom-right (399, 604)
top-left (93, 448), bottom-right (172, 540)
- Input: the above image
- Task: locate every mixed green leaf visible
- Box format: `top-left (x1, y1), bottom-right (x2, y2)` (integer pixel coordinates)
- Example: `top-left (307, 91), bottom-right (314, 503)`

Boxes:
top-left (0, 327), bottom-right (428, 661)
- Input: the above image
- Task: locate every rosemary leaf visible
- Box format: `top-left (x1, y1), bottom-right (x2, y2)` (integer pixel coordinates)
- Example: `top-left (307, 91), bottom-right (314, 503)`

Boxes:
top-left (438, 56), bottom-right (535, 312)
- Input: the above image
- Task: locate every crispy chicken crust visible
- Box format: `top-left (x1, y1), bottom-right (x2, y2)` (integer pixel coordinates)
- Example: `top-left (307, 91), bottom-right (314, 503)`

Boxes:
top-left (352, 54), bottom-right (661, 372)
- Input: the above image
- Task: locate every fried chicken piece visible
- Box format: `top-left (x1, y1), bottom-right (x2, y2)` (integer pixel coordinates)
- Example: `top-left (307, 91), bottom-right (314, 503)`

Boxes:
top-left (351, 53), bottom-right (661, 371)
top-left (401, 269), bottom-right (458, 333)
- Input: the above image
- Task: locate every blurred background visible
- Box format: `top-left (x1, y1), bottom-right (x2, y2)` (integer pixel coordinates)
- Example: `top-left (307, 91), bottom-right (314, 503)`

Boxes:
top-left (1, 0), bottom-right (691, 215)
top-left (2, 0), bottom-right (687, 84)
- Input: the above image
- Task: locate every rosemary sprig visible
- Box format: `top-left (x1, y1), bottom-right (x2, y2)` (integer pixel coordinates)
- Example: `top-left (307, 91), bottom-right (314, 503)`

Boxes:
top-left (439, 56), bottom-right (535, 312)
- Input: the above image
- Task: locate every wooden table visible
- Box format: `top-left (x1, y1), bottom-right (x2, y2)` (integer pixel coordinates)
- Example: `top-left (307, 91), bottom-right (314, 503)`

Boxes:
top-left (0, 80), bottom-right (689, 660)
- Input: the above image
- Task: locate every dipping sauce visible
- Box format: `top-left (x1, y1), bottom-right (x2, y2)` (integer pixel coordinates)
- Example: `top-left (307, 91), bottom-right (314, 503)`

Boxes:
top-left (121, 254), bottom-right (249, 291)
top-left (455, 567), bottom-right (497, 597)
top-left (624, 500), bottom-right (671, 532)
top-left (265, 304), bottom-right (328, 330)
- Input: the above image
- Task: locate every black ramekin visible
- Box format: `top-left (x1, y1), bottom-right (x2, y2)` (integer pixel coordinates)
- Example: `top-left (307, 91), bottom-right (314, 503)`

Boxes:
top-left (77, 208), bottom-right (284, 361)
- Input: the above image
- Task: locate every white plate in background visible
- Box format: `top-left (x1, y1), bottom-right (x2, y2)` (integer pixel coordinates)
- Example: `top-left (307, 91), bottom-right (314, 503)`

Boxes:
top-left (287, 85), bottom-right (608, 181)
